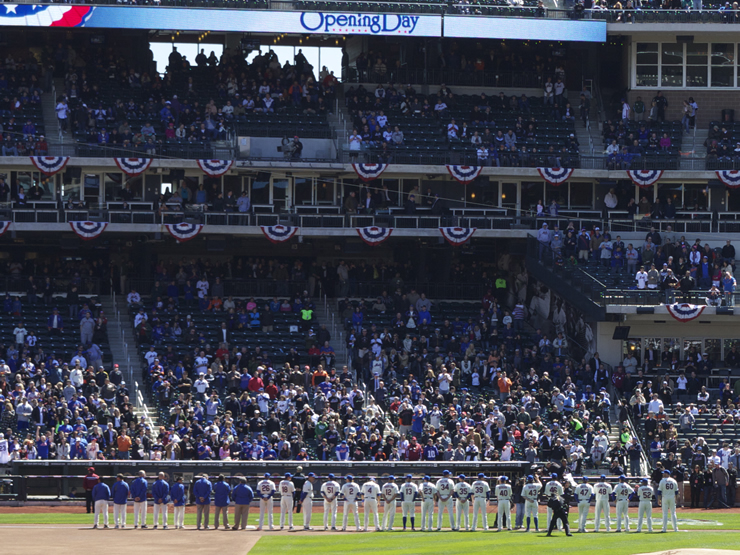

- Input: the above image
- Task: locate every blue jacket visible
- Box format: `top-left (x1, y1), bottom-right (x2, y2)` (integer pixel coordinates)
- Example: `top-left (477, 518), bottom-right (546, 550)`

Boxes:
top-left (112, 480), bottom-right (130, 504)
top-left (232, 484), bottom-right (254, 505)
top-left (214, 481), bottom-right (232, 507)
top-left (193, 478), bottom-right (213, 505)
top-left (130, 476), bottom-right (148, 501)
top-left (170, 483), bottom-right (186, 506)
top-left (92, 482), bottom-right (110, 502)
top-left (152, 479), bottom-right (170, 504)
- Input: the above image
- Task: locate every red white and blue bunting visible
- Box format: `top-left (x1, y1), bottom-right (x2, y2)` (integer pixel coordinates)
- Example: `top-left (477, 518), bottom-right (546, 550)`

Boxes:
top-left (446, 165), bottom-right (482, 185)
top-left (69, 221), bottom-right (107, 241)
top-left (261, 225), bottom-right (298, 244)
top-left (440, 227), bottom-right (476, 246)
top-left (165, 223), bottom-right (204, 243)
top-left (114, 158), bottom-right (153, 176)
top-left (0, 221), bottom-right (11, 237)
top-left (30, 156), bottom-right (70, 176)
top-left (197, 159), bottom-right (234, 177)
top-left (716, 170), bottom-right (740, 188)
top-left (666, 303), bottom-right (706, 322)
top-left (537, 167), bottom-right (574, 186)
top-left (352, 163), bottom-right (388, 182)
top-left (357, 227), bottom-right (393, 246)
top-left (627, 169), bottom-right (663, 188)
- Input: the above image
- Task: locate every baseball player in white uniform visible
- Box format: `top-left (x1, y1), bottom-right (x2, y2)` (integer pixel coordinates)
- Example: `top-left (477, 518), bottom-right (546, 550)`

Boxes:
top-left (522, 475), bottom-right (542, 532)
top-left (300, 473), bottom-right (317, 530)
top-left (636, 478), bottom-right (654, 533)
top-left (436, 470), bottom-right (456, 531)
top-left (544, 474), bottom-right (564, 531)
top-left (279, 473), bottom-right (296, 530)
top-left (454, 474), bottom-right (472, 531)
top-left (419, 476), bottom-right (437, 532)
top-left (658, 470), bottom-right (679, 532)
top-left (614, 475), bottom-right (632, 532)
top-left (594, 475), bottom-right (613, 532)
top-left (471, 473), bottom-right (491, 531)
top-left (575, 476), bottom-right (594, 533)
top-left (400, 474), bottom-right (419, 531)
top-left (341, 475), bottom-right (361, 531)
top-left (361, 476), bottom-right (381, 531)
top-left (321, 473), bottom-right (341, 530)
top-left (382, 475), bottom-right (400, 531)
top-left (257, 473), bottom-right (276, 531)
top-left (494, 476), bottom-right (512, 531)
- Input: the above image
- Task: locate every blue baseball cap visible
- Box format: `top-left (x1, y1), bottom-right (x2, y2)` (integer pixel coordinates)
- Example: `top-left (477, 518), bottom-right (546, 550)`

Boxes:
top-left (619, 475), bottom-right (626, 481)
top-left (501, 476), bottom-right (509, 481)
top-left (424, 475), bottom-right (430, 480)
top-left (308, 473), bottom-right (315, 478)
top-left (388, 475), bottom-right (395, 480)
top-left (478, 473), bottom-right (485, 478)
top-left (582, 476), bottom-right (589, 482)
top-left (458, 474), bottom-right (466, 479)
top-left (641, 478), bottom-right (649, 483)
top-left (406, 474), bottom-right (412, 479)
top-left (443, 470), bottom-right (450, 475)
top-left (346, 475), bottom-right (353, 480)
top-left (551, 473), bottom-right (558, 479)
top-left (601, 475), bottom-right (607, 480)
top-left (285, 473), bottom-right (292, 479)
top-left (527, 475), bottom-right (534, 482)
top-left (328, 473), bottom-right (335, 479)
top-left (264, 473), bottom-right (271, 478)
top-left (663, 470), bottom-right (671, 474)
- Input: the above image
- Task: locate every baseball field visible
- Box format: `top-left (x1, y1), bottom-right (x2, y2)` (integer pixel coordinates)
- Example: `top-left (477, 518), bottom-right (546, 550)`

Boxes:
top-left (1, 507), bottom-right (740, 555)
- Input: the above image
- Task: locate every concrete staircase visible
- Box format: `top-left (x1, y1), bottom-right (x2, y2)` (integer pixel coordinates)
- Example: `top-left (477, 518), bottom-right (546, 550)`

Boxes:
top-left (99, 295), bottom-right (158, 426)
top-left (312, 298), bottom-right (348, 370)
top-left (41, 78), bottom-right (76, 156)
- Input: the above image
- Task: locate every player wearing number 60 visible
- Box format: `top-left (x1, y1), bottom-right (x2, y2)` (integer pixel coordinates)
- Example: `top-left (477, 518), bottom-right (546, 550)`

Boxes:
top-left (658, 469), bottom-right (679, 532)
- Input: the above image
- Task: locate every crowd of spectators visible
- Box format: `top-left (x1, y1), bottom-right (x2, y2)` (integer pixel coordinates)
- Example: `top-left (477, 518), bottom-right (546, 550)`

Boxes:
top-left (0, 54), bottom-right (48, 158)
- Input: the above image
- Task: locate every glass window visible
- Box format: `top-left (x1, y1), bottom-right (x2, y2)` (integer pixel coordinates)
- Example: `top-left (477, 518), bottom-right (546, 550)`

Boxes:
top-left (521, 181), bottom-right (543, 214)
top-left (545, 183), bottom-right (566, 207)
top-left (272, 178), bottom-right (288, 209)
top-left (662, 65), bottom-right (683, 87)
top-left (683, 339), bottom-right (702, 360)
top-left (686, 66), bottom-right (707, 87)
top-left (683, 183), bottom-right (708, 210)
top-left (644, 338), bottom-right (662, 366)
top-left (662, 43), bottom-right (683, 65)
top-left (724, 339), bottom-right (740, 358)
top-left (623, 339), bottom-right (642, 362)
top-left (686, 43), bottom-right (708, 65)
top-left (704, 339), bottom-right (721, 361)
top-left (501, 182), bottom-right (517, 208)
top-left (636, 66), bottom-right (658, 88)
top-left (712, 43), bottom-right (734, 87)
top-left (38, 175), bottom-right (54, 200)
top-left (569, 182), bottom-right (593, 208)
top-left (104, 173), bottom-right (123, 202)
top-left (662, 338), bottom-right (681, 364)
top-left (636, 43), bottom-right (659, 88)
top-left (61, 172), bottom-right (81, 202)
top-left (223, 175), bottom-right (243, 197)
top-left (294, 177), bottom-right (312, 206)
top-left (250, 175), bottom-right (269, 205)
top-left (470, 180), bottom-right (498, 207)
top-left (316, 178), bottom-right (335, 204)
top-left (17, 172), bottom-right (34, 197)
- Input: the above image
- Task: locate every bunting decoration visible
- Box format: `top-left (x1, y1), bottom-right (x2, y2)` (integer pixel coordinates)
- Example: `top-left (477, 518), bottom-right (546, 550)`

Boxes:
top-left (666, 303), bottom-right (706, 322)
top-left (0, 221), bottom-right (11, 237)
top-left (197, 159), bottom-right (234, 177)
top-left (69, 221), bottom-right (107, 241)
top-left (164, 223), bottom-right (204, 243)
top-left (261, 225), bottom-right (298, 244)
top-left (357, 227), bottom-right (393, 246)
top-left (716, 170), bottom-right (740, 188)
top-left (114, 158), bottom-right (153, 176)
top-left (440, 227), bottom-right (476, 246)
top-left (627, 169), bottom-right (663, 188)
top-left (446, 165), bottom-right (483, 185)
top-left (352, 163), bottom-right (388, 182)
top-left (29, 156), bottom-right (70, 176)
top-left (537, 167), bottom-right (574, 185)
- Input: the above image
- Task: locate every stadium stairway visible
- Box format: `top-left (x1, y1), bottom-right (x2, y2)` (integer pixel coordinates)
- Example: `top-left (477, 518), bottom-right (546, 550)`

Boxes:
top-left (313, 299), bottom-right (348, 370)
top-left (41, 81), bottom-right (64, 148)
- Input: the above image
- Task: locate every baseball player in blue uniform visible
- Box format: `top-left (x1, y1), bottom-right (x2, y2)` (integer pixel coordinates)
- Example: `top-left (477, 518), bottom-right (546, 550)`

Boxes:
top-left (152, 472), bottom-right (170, 529)
top-left (232, 477), bottom-right (254, 530)
top-left (111, 474), bottom-right (129, 529)
top-left (194, 474), bottom-right (213, 530)
top-left (171, 476), bottom-right (187, 529)
top-left (214, 474), bottom-right (232, 530)
top-left (131, 470), bottom-right (149, 529)
top-left (92, 479), bottom-right (111, 529)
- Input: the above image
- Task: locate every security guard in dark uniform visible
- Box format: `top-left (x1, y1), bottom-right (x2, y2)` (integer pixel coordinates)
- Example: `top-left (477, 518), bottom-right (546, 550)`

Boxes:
top-left (293, 466), bottom-right (306, 513)
top-left (546, 489), bottom-right (573, 536)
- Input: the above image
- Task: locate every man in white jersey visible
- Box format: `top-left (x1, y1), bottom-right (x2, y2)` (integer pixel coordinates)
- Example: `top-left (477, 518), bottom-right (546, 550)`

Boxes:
top-left (419, 475), bottom-right (437, 532)
top-left (575, 476), bottom-right (594, 533)
top-left (614, 475), bottom-right (632, 532)
top-left (340, 475), bottom-right (361, 531)
top-left (436, 469), bottom-right (456, 531)
top-left (544, 473), bottom-right (564, 531)
top-left (658, 469), bottom-right (679, 532)
top-left (454, 474), bottom-right (472, 531)
top-left (400, 474), bottom-right (419, 531)
top-left (361, 476), bottom-right (381, 531)
top-left (594, 474), bottom-right (613, 532)
top-left (636, 478), bottom-right (654, 533)
top-left (321, 473), bottom-right (340, 531)
top-left (300, 473), bottom-right (317, 530)
top-left (471, 473), bottom-right (491, 531)
top-left (522, 474), bottom-right (542, 532)
top-left (278, 473), bottom-right (296, 530)
top-left (494, 476), bottom-right (513, 531)
top-left (256, 472), bottom-right (276, 531)
top-left (382, 475), bottom-right (400, 531)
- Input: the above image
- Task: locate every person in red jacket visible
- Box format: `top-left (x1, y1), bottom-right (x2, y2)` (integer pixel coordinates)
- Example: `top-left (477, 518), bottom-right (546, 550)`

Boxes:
top-left (407, 437), bottom-right (423, 461)
top-left (248, 372), bottom-right (265, 392)
top-left (83, 466), bottom-right (100, 514)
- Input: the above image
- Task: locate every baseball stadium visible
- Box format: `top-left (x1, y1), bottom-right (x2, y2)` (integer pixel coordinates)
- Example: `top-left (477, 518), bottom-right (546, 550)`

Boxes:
top-left (2, 0), bottom-right (740, 554)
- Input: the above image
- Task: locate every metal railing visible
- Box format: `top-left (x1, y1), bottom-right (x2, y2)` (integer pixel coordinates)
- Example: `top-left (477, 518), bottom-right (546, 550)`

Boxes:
top-left (0, 275), bottom-right (102, 296)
